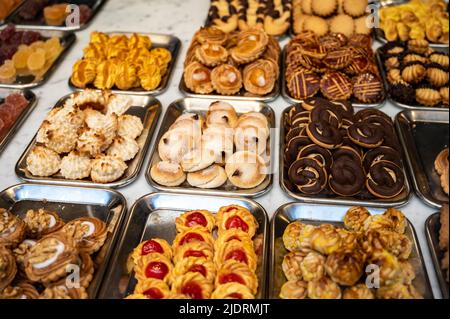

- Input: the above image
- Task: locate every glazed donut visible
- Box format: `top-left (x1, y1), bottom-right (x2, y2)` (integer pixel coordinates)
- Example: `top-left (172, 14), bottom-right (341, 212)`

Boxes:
top-left (347, 122), bottom-right (384, 149)
top-left (175, 210), bottom-right (216, 233)
top-left (366, 160), bottom-right (405, 199)
top-left (329, 158), bottom-right (366, 197)
top-left (310, 105), bottom-right (342, 128)
top-left (363, 147), bottom-right (402, 172)
top-left (306, 121), bottom-right (343, 149)
top-left (297, 144), bottom-right (333, 170)
top-left (288, 158), bottom-right (328, 195)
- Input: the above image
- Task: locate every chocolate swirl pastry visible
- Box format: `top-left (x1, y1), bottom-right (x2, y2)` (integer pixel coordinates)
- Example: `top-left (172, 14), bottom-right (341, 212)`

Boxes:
top-left (366, 160), bottom-right (405, 199)
top-left (363, 147), bottom-right (402, 172)
top-left (310, 104), bottom-right (343, 128)
top-left (303, 97), bottom-right (331, 111)
top-left (307, 121), bottom-right (343, 149)
top-left (288, 158), bottom-right (328, 195)
top-left (291, 111), bottom-right (312, 128)
top-left (333, 146), bottom-right (362, 163)
top-left (286, 126), bottom-right (306, 143)
top-left (330, 100), bottom-right (354, 119)
top-left (348, 122), bottom-right (384, 149)
top-left (329, 157), bottom-right (366, 197)
top-left (297, 144), bottom-right (333, 170)
top-left (353, 108), bottom-right (392, 124)
top-left (285, 136), bottom-right (312, 164)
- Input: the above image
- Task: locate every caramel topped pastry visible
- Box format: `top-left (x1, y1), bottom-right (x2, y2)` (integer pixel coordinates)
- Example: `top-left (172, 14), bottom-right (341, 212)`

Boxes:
top-left (0, 247), bottom-right (17, 292)
top-left (195, 43), bottom-right (229, 67)
top-left (287, 69), bottom-right (320, 100)
top-left (60, 217), bottom-right (107, 255)
top-left (230, 29), bottom-right (269, 65)
top-left (184, 62), bottom-right (214, 94)
top-left (300, 251), bottom-right (325, 282)
top-left (195, 27), bottom-right (228, 45)
top-left (323, 47), bottom-right (353, 70)
top-left (243, 59), bottom-right (277, 95)
top-left (211, 64), bottom-right (243, 95)
top-left (23, 209), bottom-right (64, 239)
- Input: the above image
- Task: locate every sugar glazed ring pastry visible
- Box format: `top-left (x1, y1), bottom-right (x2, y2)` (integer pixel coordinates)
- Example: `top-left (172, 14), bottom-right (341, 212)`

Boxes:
top-left (0, 247), bottom-right (17, 291)
top-left (134, 279), bottom-right (171, 299)
top-left (212, 282), bottom-right (255, 299)
top-left (175, 210), bottom-right (216, 233)
top-left (131, 238), bottom-right (173, 265)
top-left (215, 260), bottom-right (258, 295)
top-left (151, 161), bottom-right (187, 187)
top-left (211, 64), bottom-right (243, 95)
top-left (24, 232), bottom-right (78, 284)
top-left (23, 209), bottom-right (65, 239)
top-left (225, 151), bottom-right (267, 189)
top-left (187, 165), bottom-right (228, 189)
top-left (171, 273), bottom-right (214, 299)
top-left (134, 253), bottom-right (173, 284)
top-left (61, 217), bottom-right (107, 255)
top-left (0, 209), bottom-right (27, 248)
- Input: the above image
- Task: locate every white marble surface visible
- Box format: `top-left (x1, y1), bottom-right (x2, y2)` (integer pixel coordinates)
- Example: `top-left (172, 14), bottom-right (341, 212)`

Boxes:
top-left (0, 0), bottom-right (444, 299)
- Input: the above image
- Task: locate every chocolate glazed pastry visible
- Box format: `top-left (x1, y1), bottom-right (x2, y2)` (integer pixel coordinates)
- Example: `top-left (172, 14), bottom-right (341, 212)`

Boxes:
top-left (288, 158), bottom-right (328, 195)
top-left (347, 122), bottom-right (384, 149)
top-left (307, 121), bottom-right (343, 149)
top-left (333, 146), bottom-right (362, 163)
top-left (297, 144), bottom-right (334, 170)
top-left (363, 146), bottom-right (402, 172)
top-left (330, 100), bottom-right (354, 119)
top-left (366, 160), bottom-right (405, 199)
top-left (329, 157), bottom-right (366, 197)
top-left (285, 136), bottom-right (312, 164)
top-left (303, 97), bottom-right (333, 111)
top-left (286, 127), bottom-right (307, 143)
top-left (291, 111), bottom-right (312, 128)
top-left (310, 105), bottom-right (343, 128)
top-left (353, 109), bottom-right (392, 124)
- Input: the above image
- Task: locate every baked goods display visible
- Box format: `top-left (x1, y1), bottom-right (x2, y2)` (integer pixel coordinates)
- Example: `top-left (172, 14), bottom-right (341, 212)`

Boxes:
top-left (125, 205), bottom-right (261, 299)
top-left (24, 89), bottom-right (144, 183)
top-left (0, 25), bottom-right (63, 84)
top-left (0, 0), bottom-right (22, 20)
top-left (379, 40), bottom-right (449, 108)
top-left (0, 92), bottom-right (29, 140)
top-left (13, 0), bottom-right (92, 26)
top-left (292, 0), bottom-right (372, 37)
top-left (283, 99), bottom-right (407, 200)
top-left (379, 0), bottom-right (449, 45)
top-left (438, 205), bottom-right (449, 284)
top-left (182, 27), bottom-right (281, 97)
top-left (150, 100), bottom-right (270, 190)
top-left (70, 32), bottom-right (172, 91)
top-left (0, 207), bottom-right (108, 299)
top-left (285, 32), bottom-right (385, 105)
top-left (280, 207), bottom-right (423, 299)
top-left (205, 0), bottom-right (292, 37)
top-left (435, 148), bottom-right (449, 195)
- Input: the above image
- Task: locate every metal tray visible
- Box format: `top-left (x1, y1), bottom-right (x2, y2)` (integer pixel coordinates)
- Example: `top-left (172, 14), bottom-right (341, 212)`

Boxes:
top-left (69, 31), bottom-right (181, 96)
top-left (0, 88), bottom-right (37, 154)
top-left (279, 105), bottom-right (412, 208)
top-left (5, 0), bottom-right (107, 31)
top-left (396, 110), bottom-right (449, 209)
top-left (99, 192), bottom-right (269, 299)
top-left (269, 202), bottom-right (434, 299)
top-left (374, 0), bottom-right (449, 50)
top-left (179, 59), bottom-right (281, 103)
top-left (426, 213), bottom-right (449, 299)
top-left (375, 49), bottom-right (449, 111)
top-left (16, 93), bottom-right (162, 188)
top-left (0, 0), bottom-right (26, 25)
top-left (146, 97), bottom-right (275, 198)
top-left (0, 27), bottom-right (76, 89)
top-left (281, 48), bottom-right (388, 109)
top-left (0, 183), bottom-right (127, 299)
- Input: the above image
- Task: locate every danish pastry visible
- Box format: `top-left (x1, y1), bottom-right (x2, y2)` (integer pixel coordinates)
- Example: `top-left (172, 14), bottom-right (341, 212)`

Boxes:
top-left (0, 209), bottom-right (27, 248)
top-left (172, 228), bottom-right (215, 252)
top-left (171, 273), bottom-right (214, 299)
top-left (243, 59), bottom-right (277, 95)
top-left (215, 260), bottom-right (258, 294)
top-left (131, 238), bottom-right (173, 265)
top-left (23, 209), bottom-right (64, 239)
top-left (174, 257), bottom-right (216, 283)
top-left (134, 279), bottom-right (171, 299)
top-left (61, 217), bottom-right (107, 255)
top-left (134, 253), bottom-right (173, 284)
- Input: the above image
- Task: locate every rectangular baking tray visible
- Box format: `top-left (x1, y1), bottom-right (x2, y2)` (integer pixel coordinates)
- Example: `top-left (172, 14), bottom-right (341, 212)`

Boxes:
top-left (279, 105), bottom-right (412, 208)
top-left (98, 192), bottom-right (269, 299)
top-left (0, 27), bottom-right (76, 89)
top-left (0, 88), bottom-right (37, 154)
top-left (145, 97), bottom-right (275, 198)
top-left (0, 183), bottom-right (127, 299)
top-left (426, 213), bottom-right (449, 299)
top-left (5, 0), bottom-right (108, 31)
top-left (281, 48), bottom-right (388, 109)
top-left (375, 0), bottom-right (449, 50)
top-left (269, 202), bottom-right (434, 299)
top-left (15, 93), bottom-right (162, 188)
top-left (375, 49), bottom-right (449, 111)
top-left (396, 110), bottom-right (449, 209)
top-left (0, 0), bottom-right (26, 25)
top-left (69, 31), bottom-right (181, 96)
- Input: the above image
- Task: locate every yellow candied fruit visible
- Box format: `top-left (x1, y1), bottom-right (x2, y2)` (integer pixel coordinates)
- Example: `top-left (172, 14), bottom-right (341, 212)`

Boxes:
top-left (128, 33), bottom-right (152, 50)
top-left (71, 59), bottom-right (97, 89)
top-left (12, 46), bottom-right (33, 70)
top-left (115, 61), bottom-right (138, 90)
top-left (27, 49), bottom-right (47, 72)
top-left (44, 37), bottom-right (63, 61)
top-left (29, 41), bottom-right (46, 51)
top-left (94, 60), bottom-right (117, 89)
top-left (0, 60), bottom-right (17, 84)
top-left (150, 48), bottom-right (172, 65)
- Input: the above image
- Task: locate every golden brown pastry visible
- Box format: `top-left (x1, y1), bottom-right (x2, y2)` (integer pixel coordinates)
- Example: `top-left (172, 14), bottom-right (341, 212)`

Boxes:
top-left (440, 87), bottom-right (449, 106)
top-left (215, 260), bottom-right (258, 295)
top-left (211, 64), bottom-right (242, 95)
top-left (426, 64), bottom-right (449, 87)
top-left (343, 284), bottom-right (375, 299)
top-left (363, 215), bottom-right (394, 232)
top-left (376, 283), bottom-right (423, 299)
top-left (242, 59), bottom-right (277, 96)
top-left (279, 280), bottom-right (308, 299)
top-left (300, 251), bottom-right (326, 282)
top-left (134, 279), bottom-right (171, 299)
top-left (325, 250), bottom-right (364, 286)
top-left (171, 273), bottom-right (214, 299)
top-left (310, 224), bottom-right (342, 255)
top-left (435, 149), bottom-right (449, 195)
top-left (383, 208), bottom-right (407, 234)
top-left (416, 87), bottom-right (442, 107)
top-left (401, 63), bottom-right (426, 84)
top-left (195, 43), bottom-right (229, 67)
top-left (344, 206), bottom-right (371, 232)
top-left (195, 27), bottom-right (228, 46)
top-left (230, 29), bottom-right (268, 65)
top-left (211, 283), bottom-right (255, 299)
top-left (282, 221), bottom-right (304, 252)
top-left (368, 249), bottom-right (403, 286)
top-left (0, 209), bottom-right (27, 248)
top-left (134, 253), bottom-right (173, 284)
top-left (282, 251), bottom-right (306, 281)
top-left (0, 247), bottom-right (17, 291)
top-left (23, 209), bottom-right (65, 239)
top-left (303, 16), bottom-right (329, 36)
top-left (329, 14), bottom-right (355, 38)
top-left (307, 277), bottom-right (342, 299)
top-left (60, 217), bottom-right (107, 255)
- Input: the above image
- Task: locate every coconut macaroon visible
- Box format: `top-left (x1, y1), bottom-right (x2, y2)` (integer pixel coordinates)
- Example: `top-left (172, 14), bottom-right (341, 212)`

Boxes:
top-left (36, 121), bottom-right (78, 154)
top-left (90, 155), bottom-right (128, 183)
top-left (106, 94), bottom-right (132, 116)
top-left (26, 146), bottom-right (61, 177)
top-left (45, 106), bottom-right (85, 131)
top-left (60, 151), bottom-right (92, 180)
top-left (76, 129), bottom-right (108, 157)
top-left (106, 136), bottom-right (140, 162)
top-left (117, 115), bottom-right (144, 140)
top-left (84, 109), bottom-right (118, 143)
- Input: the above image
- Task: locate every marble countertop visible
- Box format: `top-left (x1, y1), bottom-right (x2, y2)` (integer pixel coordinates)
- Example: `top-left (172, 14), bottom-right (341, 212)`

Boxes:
top-left (0, 0), bottom-right (444, 299)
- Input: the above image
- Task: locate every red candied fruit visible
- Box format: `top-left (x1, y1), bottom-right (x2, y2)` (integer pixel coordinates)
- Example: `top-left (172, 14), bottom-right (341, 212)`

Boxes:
top-left (228, 293), bottom-right (243, 299)
top-left (179, 232), bottom-right (205, 246)
top-left (225, 249), bottom-right (248, 265)
top-left (219, 273), bottom-right (245, 285)
top-left (225, 216), bottom-right (249, 232)
top-left (184, 250), bottom-right (207, 259)
top-left (181, 282), bottom-right (204, 299)
top-left (143, 288), bottom-right (164, 300)
top-left (187, 265), bottom-right (207, 277)
top-left (185, 212), bottom-right (208, 228)
top-left (141, 240), bottom-right (164, 256)
top-left (145, 262), bottom-right (169, 280)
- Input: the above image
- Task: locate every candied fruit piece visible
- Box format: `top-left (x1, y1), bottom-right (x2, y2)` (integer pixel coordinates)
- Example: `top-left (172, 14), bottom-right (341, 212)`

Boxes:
top-left (0, 60), bottom-right (17, 84)
top-left (44, 37), bottom-right (62, 61)
top-left (27, 49), bottom-right (46, 71)
top-left (13, 46), bottom-right (33, 69)
top-left (22, 31), bottom-right (42, 45)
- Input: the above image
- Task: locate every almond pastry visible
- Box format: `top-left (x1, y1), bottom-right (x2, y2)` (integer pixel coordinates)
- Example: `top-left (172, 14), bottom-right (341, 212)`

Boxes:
top-left (300, 251), bottom-right (326, 282)
top-left (310, 224), bottom-right (342, 255)
top-left (280, 280), bottom-right (308, 299)
top-left (343, 284), bottom-right (375, 299)
top-left (0, 209), bottom-right (27, 248)
top-left (307, 277), bottom-right (342, 299)
top-left (61, 217), bottom-right (107, 255)
top-left (23, 209), bottom-right (64, 239)
top-left (0, 247), bottom-right (17, 291)
top-left (376, 283), bottom-right (423, 299)
top-left (282, 252), bottom-right (306, 281)
top-left (344, 207), bottom-right (370, 232)
top-left (41, 282), bottom-right (88, 299)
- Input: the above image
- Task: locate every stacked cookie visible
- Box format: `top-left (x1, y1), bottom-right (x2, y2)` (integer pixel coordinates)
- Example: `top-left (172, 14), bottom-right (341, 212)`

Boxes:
top-left (206, 0), bottom-right (292, 36)
top-left (0, 207), bottom-right (107, 299)
top-left (292, 0), bottom-right (371, 37)
top-left (380, 40), bottom-right (449, 108)
top-left (126, 206), bottom-right (260, 299)
top-left (284, 98), bottom-right (406, 199)
top-left (285, 32), bottom-right (385, 104)
top-left (183, 27), bottom-right (280, 97)
top-left (151, 101), bottom-right (269, 190)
